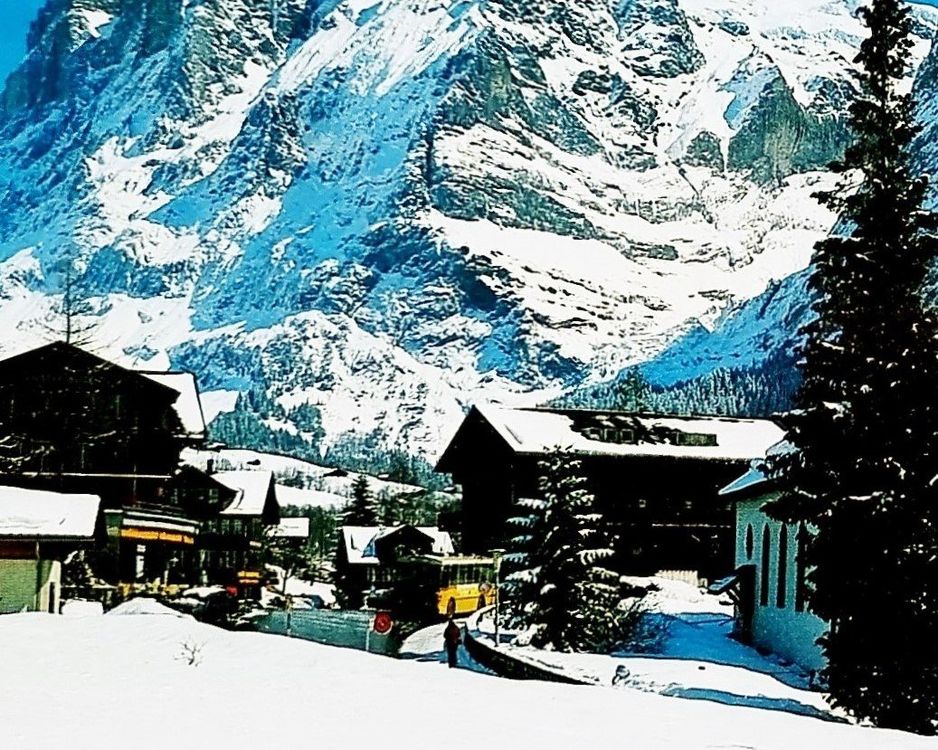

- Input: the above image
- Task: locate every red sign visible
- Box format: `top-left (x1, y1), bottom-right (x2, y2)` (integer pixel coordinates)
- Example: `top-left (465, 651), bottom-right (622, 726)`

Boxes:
top-left (373, 611), bottom-right (393, 635)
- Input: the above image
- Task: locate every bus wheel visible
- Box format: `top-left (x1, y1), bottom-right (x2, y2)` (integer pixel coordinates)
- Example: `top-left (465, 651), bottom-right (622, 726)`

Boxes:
top-left (446, 597), bottom-right (456, 617)
top-left (477, 594), bottom-right (486, 610)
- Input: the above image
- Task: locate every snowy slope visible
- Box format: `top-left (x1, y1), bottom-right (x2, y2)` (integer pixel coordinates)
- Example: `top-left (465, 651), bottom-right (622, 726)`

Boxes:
top-left (0, 0), bottom-right (935, 456)
top-left (1, 610), bottom-right (935, 749)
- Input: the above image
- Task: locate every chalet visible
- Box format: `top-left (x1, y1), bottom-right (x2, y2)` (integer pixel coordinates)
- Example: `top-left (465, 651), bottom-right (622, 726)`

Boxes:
top-left (202, 470), bottom-right (280, 595)
top-left (0, 486), bottom-right (100, 614)
top-left (339, 525), bottom-right (454, 587)
top-left (718, 454), bottom-right (827, 673)
top-left (0, 341), bottom-right (222, 591)
top-left (437, 405), bottom-right (785, 581)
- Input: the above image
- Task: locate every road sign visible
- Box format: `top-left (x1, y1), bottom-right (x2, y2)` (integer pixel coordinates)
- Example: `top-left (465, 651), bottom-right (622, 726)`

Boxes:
top-left (373, 611), bottom-right (393, 634)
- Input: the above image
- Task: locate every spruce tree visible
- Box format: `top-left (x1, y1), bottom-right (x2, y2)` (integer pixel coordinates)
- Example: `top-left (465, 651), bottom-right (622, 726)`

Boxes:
top-left (769, 0), bottom-right (938, 733)
top-left (343, 475), bottom-right (378, 526)
top-left (504, 454), bottom-right (621, 652)
top-left (333, 476), bottom-right (378, 609)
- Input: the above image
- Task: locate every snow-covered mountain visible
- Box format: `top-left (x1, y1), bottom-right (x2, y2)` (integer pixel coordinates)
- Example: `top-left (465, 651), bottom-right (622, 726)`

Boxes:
top-left (1, 0), bottom-right (935, 457)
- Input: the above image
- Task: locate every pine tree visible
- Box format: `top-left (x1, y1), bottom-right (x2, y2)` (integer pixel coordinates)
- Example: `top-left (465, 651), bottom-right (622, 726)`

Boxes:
top-left (343, 475), bottom-right (378, 526)
top-left (333, 476), bottom-right (378, 609)
top-left (769, 0), bottom-right (938, 733)
top-left (504, 454), bottom-right (621, 652)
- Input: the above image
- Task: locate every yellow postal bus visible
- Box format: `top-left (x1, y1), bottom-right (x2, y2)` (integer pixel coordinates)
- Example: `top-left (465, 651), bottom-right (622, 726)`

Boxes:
top-left (398, 554), bottom-right (497, 617)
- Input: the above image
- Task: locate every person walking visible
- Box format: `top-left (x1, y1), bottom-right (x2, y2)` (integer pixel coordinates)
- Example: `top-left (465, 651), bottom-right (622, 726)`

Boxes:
top-left (443, 618), bottom-right (461, 668)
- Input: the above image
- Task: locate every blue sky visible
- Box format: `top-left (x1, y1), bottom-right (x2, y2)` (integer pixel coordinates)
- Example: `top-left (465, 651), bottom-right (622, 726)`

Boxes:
top-left (2, 0), bottom-right (938, 87)
top-left (0, 0), bottom-right (45, 84)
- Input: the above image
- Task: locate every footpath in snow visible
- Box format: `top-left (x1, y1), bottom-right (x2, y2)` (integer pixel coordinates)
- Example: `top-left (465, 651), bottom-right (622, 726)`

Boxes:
top-left (399, 620), bottom-right (493, 675)
top-left (0, 596), bottom-right (934, 749)
top-left (471, 578), bottom-right (836, 722)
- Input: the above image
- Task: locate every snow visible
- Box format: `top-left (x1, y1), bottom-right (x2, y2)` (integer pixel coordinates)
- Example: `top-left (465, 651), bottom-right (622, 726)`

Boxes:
top-left (1, 603), bottom-right (935, 748)
top-left (473, 578), bottom-right (839, 720)
top-left (268, 517), bottom-right (310, 539)
top-left (274, 484), bottom-right (345, 510)
top-left (719, 462), bottom-right (771, 496)
top-left (60, 600), bottom-right (105, 617)
top-left (76, 9), bottom-right (113, 39)
top-left (475, 405), bottom-right (786, 461)
top-left (106, 598), bottom-right (193, 618)
top-left (198, 390), bottom-right (239, 424)
top-left (213, 471), bottom-right (275, 516)
top-left (183, 448), bottom-right (433, 501)
top-left (138, 371), bottom-right (206, 438)
top-left (341, 525), bottom-right (454, 564)
top-left (0, 487), bottom-right (99, 539)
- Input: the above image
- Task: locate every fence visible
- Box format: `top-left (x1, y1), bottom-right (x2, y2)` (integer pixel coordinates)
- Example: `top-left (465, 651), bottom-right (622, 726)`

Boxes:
top-left (254, 608), bottom-right (399, 656)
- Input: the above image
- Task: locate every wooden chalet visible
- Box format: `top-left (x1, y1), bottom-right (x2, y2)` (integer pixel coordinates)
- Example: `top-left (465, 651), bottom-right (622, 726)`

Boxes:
top-left (0, 341), bottom-right (223, 591)
top-left (436, 405), bottom-right (785, 581)
top-left (338, 525), bottom-right (455, 589)
top-left (201, 470), bottom-right (280, 596)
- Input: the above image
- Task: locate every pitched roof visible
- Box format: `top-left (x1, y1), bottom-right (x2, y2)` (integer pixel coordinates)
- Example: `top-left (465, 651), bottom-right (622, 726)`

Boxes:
top-left (214, 470), bottom-right (276, 516)
top-left (0, 486), bottom-right (100, 540)
top-left (0, 341), bottom-right (177, 399)
top-left (719, 440), bottom-right (793, 497)
top-left (463, 405), bottom-right (785, 462)
top-left (341, 525), bottom-right (455, 565)
top-left (138, 371), bottom-right (206, 440)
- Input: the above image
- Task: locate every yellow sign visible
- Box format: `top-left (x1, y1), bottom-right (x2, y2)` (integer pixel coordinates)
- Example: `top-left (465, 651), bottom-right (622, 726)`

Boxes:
top-left (237, 570), bottom-right (261, 581)
top-left (121, 528), bottom-right (195, 545)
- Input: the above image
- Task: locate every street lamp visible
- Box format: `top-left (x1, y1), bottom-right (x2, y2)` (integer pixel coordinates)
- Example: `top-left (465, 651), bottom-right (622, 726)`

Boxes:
top-left (490, 548), bottom-right (505, 648)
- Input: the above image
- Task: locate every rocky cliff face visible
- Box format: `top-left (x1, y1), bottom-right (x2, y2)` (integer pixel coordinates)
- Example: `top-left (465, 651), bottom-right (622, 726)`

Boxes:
top-left (0, 0), bottom-right (935, 457)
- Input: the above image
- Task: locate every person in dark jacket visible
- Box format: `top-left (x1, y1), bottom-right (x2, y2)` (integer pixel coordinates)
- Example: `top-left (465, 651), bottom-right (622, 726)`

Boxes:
top-left (443, 618), bottom-right (461, 668)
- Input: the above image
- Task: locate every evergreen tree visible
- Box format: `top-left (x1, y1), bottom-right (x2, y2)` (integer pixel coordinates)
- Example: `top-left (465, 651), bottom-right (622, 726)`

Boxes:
top-left (504, 454), bottom-right (621, 652)
top-left (343, 475), bottom-right (378, 526)
top-left (501, 495), bottom-right (549, 626)
top-left (769, 0), bottom-right (938, 733)
top-left (333, 477), bottom-right (378, 609)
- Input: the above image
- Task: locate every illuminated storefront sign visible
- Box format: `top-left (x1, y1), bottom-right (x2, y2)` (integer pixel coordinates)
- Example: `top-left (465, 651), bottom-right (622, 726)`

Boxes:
top-left (121, 527), bottom-right (195, 545)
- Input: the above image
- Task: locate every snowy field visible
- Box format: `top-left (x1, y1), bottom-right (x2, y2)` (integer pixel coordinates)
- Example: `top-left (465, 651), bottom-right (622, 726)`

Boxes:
top-left (474, 579), bottom-right (833, 720)
top-left (1, 601), bottom-right (934, 749)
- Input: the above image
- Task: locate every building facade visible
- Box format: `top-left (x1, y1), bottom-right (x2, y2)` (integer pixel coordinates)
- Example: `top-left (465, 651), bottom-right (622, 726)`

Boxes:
top-left (437, 406), bottom-right (785, 581)
top-left (0, 342), bottom-right (221, 593)
top-left (721, 468), bottom-right (827, 673)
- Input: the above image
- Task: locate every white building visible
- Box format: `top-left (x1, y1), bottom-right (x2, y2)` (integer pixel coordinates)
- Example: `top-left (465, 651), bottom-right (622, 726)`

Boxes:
top-left (720, 462), bottom-right (827, 673)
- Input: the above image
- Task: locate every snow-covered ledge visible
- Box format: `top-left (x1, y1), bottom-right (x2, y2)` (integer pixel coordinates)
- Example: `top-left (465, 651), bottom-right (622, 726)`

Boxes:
top-left (463, 607), bottom-right (596, 686)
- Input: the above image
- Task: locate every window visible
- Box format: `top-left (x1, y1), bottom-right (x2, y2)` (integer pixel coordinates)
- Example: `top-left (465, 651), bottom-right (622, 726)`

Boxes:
top-left (795, 523), bottom-right (808, 613)
top-left (745, 524), bottom-right (754, 560)
top-left (760, 525), bottom-right (771, 606)
top-left (777, 524), bottom-right (788, 609)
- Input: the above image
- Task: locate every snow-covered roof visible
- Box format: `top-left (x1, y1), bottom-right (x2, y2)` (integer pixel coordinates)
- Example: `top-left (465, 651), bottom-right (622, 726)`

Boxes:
top-left (473, 406), bottom-right (784, 462)
top-left (719, 440), bottom-right (793, 496)
top-left (275, 484), bottom-right (344, 509)
top-left (342, 526), bottom-right (455, 565)
top-left (719, 464), bottom-right (770, 496)
top-left (214, 471), bottom-right (276, 516)
top-left (0, 486), bottom-right (100, 540)
top-left (269, 518), bottom-right (310, 539)
top-left (139, 371), bottom-right (206, 439)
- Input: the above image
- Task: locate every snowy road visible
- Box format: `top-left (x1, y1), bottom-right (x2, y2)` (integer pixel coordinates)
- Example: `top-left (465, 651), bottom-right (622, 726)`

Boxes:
top-left (398, 621), bottom-right (494, 675)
